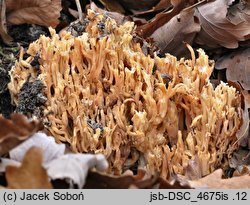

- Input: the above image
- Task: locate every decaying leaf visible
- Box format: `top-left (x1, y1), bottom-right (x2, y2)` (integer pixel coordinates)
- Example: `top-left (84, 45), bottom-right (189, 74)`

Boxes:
top-left (8, 10), bottom-right (243, 180)
top-left (6, 146), bottom-right (52, 188)
top-left (0, 158), bottom-right (21, 172)
top-left (45, 153), bottom-right (108, 188)
top-left (188, 169), bottom-right (250, 188)
top-left (9, 132), bottom-right (65, 164)
top-left (216, 48), bottom-right (250, 90)
top-left (133, 0), bottom-right (172, 15)
top-left (151, 9), bottom-right (200, 56)
top-left (0, 0), bottom-right (13, 44)
top-left (137, 0), bottom-right (190, 38)
top-left (84, 169), bottom-right (191, 188)
top-left (0, 113), bottom-right (43, 156)
top-left (5, 0), bottom-right (62, 28)
top-left (99, 0), bottom-right (125, 14)
top-left (195, 0), bottom-right (250, 48)
top-left (118, 0), bottom-right (160, 12)
top-left (230, 148), bottom-right (250, 174)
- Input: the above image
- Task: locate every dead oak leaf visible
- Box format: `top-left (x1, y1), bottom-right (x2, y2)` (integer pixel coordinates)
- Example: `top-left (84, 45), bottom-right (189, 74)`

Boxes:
top-left (0, 113), bottom-right (43, 156)
top-left (215, 48), bottom-right (250, 90)
top-left (6, 146), bottom-right (52, 188)
top-left (0, 0), bottom-right (13, 44)
top-left (188, 169), bottom-right (250, 188)
top-left (5, 0), bottom-right (62, 28)
top-left (195, 0), bottom-right (250, 48)
top-left (151, 9), bottom-right (200, 57)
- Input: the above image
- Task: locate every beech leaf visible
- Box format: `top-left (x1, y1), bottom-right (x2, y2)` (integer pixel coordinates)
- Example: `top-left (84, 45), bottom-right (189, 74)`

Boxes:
top-left (188, 169), bottom-right (250, 188)
top-left (45, 153), bottom-right (108, 188)
top-left (6, 146), bottom-right (52, 188)
top-left (0, 0), bottom-right (13, 44)
top-left (5, 0), bottom-right (62, 28)
top-left (151, 9), bottom-right (200, 56)
top-left (195, 0), bottom-right (250, 48)
top-left (0, 113), bottom-right (43, 156)
top-left (9, 132), bottom-right (65, 164)
top-left (215, 48), bottom-right (250, 90)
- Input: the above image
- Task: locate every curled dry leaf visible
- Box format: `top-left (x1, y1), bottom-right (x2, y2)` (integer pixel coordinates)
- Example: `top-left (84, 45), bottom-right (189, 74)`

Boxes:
top-left (137, 0), bottom-right (190, 38)
top-left (215, 48), bottom-right (250, 90)
top-left (5, 0), bottom-right (62, 28)
top-left (0, 0), bottom-right (13, 44)
top-left (84, 169), bottom-right (148, 189)
top-left (188, 169), bottom-right (250, 188)
top-left (195, 0), bottom-right (250, 48)
top-left (0, 113), bottom-right (43, 156)
top-left (45, 153), bottom-right (108, 188)
top-left (9, 132), bottom-right (65, 164)
top-left (151, 9), bottom-right (200, 56)
top-left (0, 158), bottom-right (21, 173)
top-left (117, 0), bottom-right (160, 12)
top-left (84, 169), bottom-right (191, 188)
top-left (136, 0), bottom-right (209, 38)
top-left (6, 146), bottom-right (52, 188)
top-left (99, 0), bottom-right (125, 14)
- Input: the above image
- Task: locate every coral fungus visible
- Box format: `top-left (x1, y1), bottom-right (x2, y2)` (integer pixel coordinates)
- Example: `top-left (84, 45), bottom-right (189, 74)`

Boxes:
top-left (8, 10), bottom-right (242, 179)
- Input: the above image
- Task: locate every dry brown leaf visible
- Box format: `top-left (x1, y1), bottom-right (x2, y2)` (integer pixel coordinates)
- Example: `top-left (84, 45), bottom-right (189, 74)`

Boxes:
top-left (118, 0), bottom-right (160, 12)
top-left (5, 0), bottom-right (62, 28)
top-left (151, 9), bottom-right (200, 56)
top-left (84, 170), bottom-right (191, 188)
top-left (230, 148), bottom-right (250, 174)
top-left (188, 169), bottom-right (250, 188)
top-left (195, 0), bottom-right (250, 48)
top-left (6, 146), bottom-right (52, 188)
top-left (137, 0), bottom-right (189, 38)
top-left (215, 48), bottom-right (250, 90)
top-left (132, 0), bottom-right (172, 15)
top-left (0, 0), bottom-right (13, 44)
top-left (0, 113), bottom-right (43, 156)
top-left (99, 0), bottom-right (125, 14)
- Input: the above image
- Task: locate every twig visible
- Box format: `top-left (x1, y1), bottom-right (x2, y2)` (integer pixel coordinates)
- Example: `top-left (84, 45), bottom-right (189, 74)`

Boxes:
top-left (75, 0), bottom-right (83, 23)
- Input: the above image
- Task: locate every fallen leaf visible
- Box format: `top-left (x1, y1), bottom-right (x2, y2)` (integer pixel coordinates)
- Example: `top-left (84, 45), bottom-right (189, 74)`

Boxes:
top-left (242, 90), bottom-right (250, 109)
top-left (84, 169), bottom-right (191, 188)
top-left (0, 0), bottom-right (13, 44)
top-left (5, 0), bottom-right (62, 28)
top-left (188, 169), bottom-right (250, 188)
top-left (0, 158), bottom-right (21, 172)
top-left (230, 148), bottom-right (250, 174)
top-left (6, 146), bottom-right (52, 188)
top-left (137, 0), bottom-right (190, 38)
top-left (195, 0), bottom-right (250, 48)
top-left (0, 113), bottom-right (43, 156)
top-left (99, 0), bottom-right (125, 14)
top-left (84, 169), bottom-right (147, 189)
top-left (45, 153), bottom-right (108, 188)
top-left (118, 0), bottom-right (160, 12)
top-left (215, 48), bottom-right (250, 90)
top-left (183, 156), bottom-right (202, 180)
top-left (151, 8), bottom-right (200, 56)
top-left (136, 0), bottom-right (210, 38)
top-left (131, 0), bottom-right (172, 15)
top-left (9, 132), bottom-right (65, 164)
